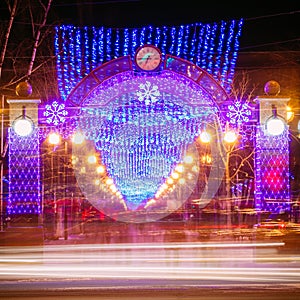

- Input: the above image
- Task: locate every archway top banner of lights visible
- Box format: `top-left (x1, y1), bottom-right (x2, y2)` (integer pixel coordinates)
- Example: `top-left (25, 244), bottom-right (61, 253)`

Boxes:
top-left (54, 19), bottom-right (243, 101)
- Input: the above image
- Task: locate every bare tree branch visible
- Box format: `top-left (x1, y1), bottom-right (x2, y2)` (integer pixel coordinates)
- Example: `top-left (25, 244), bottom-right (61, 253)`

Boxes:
top-left (0, 0), bottom-right (18, 79)
top-left (27, 0), bottom-right (53, 80)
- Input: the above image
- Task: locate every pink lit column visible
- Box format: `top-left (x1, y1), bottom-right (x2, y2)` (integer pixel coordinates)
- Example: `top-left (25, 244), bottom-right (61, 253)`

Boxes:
top-left (255, 81), bottom-right (291, 215)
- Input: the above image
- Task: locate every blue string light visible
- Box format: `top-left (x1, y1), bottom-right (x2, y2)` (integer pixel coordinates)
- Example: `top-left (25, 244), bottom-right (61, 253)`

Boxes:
top-left (123, 28), bottom-right (129, 56)
top-left (106, 28), bottom-right (112, 61)
top-left (98, 27), bottom-right (104, 65)
top-left (114, 28), bottom-right (120, 59)
top-left (7, 129), bottom-right (41, 215)
top-left (55, 20), bottom-right (243, 101)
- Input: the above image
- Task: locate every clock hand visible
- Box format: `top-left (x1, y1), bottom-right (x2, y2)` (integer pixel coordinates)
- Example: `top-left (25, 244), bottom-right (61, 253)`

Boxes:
top-left (141, 54), bottom-right (151, 61)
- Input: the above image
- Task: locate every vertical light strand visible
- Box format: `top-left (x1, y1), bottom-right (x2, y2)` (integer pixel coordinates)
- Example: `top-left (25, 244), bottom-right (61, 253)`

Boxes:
top-left (75, 27), bottom-right (83, 86)
top-left (169, 27), bottom-right (176, 55)
top-left (106, 28), bottom-right (112, 61)
top-left (91, 26), bottom-right (97, 69)
top-left (154, 27), bottom-right (161, 48)
top-left (183, 24), bottom-right (190, 60)
top-left (161, 26), bottom-right (168, 56)
top-left (123, 28), bottom-right (129, 56)
top-left (84, 26), bottom-right (90, 76)
top-left (220, 21), bottom-right (234, 87)
top-left (139, 26), bottom-right (146, 46)
top-left (227, 19), bottom-right (244, 90)
top-left (98, 27), bottom-right (104, 65)
top-left (201, 24), bottom-right (211, 70)
top-left (54, 26), bottom-right (64, 100)
top-left (206, 23), bottom-right (217, 74)
top-left (69, 26), bottom-right (76, 94)
top-left (146, 25), bottom-right (153, 44)
top-left (114, 28), bottom-right (120, 59)
top-left (195, 25), bottom-right (205, 66)
top-left (189, 24), bottom-right (199, 63)
top-left (62, 26), bottom-right (71, 99)
top-left (213, 20), bottom-right (226, 79)
top-left (131, 28), bottom-right (138, 57)
top-left (176, 25), bottom-right (184, 57)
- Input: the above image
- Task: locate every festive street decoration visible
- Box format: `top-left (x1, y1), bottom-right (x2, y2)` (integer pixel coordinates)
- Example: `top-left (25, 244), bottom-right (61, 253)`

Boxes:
top-left (43, 100), bottom-right (68, 126)
top-left (54, 19), bottom-right (243, 101)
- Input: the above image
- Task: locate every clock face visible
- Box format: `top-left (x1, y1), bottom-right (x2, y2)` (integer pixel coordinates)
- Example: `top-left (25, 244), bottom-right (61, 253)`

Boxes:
top-left (135, 45), bottom-right (162, 71)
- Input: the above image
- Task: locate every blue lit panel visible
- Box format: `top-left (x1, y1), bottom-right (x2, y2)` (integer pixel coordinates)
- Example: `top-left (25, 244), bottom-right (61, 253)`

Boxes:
top-left (7, 128), bottom-right (41, 215)
top-left (255, 126), bottom-right (290, 212)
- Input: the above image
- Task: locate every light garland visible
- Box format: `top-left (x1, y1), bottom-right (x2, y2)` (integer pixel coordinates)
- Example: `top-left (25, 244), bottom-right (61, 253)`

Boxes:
top-left (7, 129), bottom-right (41, 215)
top-left (54, 19), bottom-right (243, 101)
top-left (255, 125), bottom-right (290, 212)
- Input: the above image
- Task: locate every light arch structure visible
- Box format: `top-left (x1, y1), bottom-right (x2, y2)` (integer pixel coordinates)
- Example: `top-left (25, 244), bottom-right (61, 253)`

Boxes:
top-left (63, 54), bottom-right (231, 223)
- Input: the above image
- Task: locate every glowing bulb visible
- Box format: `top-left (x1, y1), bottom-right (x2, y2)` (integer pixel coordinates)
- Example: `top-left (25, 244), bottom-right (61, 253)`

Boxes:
top-left (178, 178), bottom-right (185, 184)
top-left (48, 132), bottom-right (60, 145)
top-left (167, 178), bottom-right (174, 185)
top-left (199, 131), bottom-right (211, 143)
top-left (175, 164), bottom-right (184, 173)
top-left (184, 155), bottom-right (193, 164)
top-left (224, 130), bottom-right (237, 143)
top-left (71, 155), bottom-right (78, 165)
top-left (96, 165), bottom-right (105, 174)
top-left (171, 172), bottom-right (179, 179)
top-left (72, 132), bottom-right (85, 144)
top-left (110, 185), bottom-right (117, 193)
top-left (13, 118), bottom-right (34, 137)
top-left (266, 118), bottom-right (285, 136)
top-left (87, 155), bottom-right (97, 164)
top-left (286, 106), bottom-right (294, 122)
top-left (106, 178), bottom-right (113, 185)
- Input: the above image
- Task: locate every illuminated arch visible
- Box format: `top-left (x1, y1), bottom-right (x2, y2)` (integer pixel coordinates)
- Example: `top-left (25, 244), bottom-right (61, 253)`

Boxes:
top-left (65, 54), bottom-right (229, 223)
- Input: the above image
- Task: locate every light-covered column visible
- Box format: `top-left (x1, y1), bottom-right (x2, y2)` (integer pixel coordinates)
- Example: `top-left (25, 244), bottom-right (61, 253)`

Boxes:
top-left (6, 82), bottom-right (42, 229)
top-left (255, 80), bottom-right (291, 215)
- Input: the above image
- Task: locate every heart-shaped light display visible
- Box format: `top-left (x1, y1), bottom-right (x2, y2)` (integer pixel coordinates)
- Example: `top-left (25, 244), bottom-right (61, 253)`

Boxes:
top-left (71, 72), bottom-right (223, 223)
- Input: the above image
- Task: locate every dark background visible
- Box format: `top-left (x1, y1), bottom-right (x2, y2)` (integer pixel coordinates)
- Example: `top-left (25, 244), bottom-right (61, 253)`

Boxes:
top-left (48, 0), bottom-right (300, 52)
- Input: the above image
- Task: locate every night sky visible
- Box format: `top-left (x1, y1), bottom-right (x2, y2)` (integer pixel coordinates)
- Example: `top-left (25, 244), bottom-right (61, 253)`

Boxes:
top-left (50, 0), bottom-right (300, 52)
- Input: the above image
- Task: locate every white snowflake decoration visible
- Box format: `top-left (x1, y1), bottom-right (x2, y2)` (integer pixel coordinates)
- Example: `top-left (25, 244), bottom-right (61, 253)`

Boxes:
top-left (43, 101), bottom-right (68, 126)
top-left (226, 101), bottom-right (251, 125)
top-left (136, 81), bottom-right (161, 105)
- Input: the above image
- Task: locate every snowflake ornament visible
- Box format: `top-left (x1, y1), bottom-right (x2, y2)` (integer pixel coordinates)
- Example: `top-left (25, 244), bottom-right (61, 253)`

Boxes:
top-left (226, 101), bottom-right (252, 125)
top-left (43, 101), bottom-right (68, 126)
top-left (136, 81), bottom-right (161, 105)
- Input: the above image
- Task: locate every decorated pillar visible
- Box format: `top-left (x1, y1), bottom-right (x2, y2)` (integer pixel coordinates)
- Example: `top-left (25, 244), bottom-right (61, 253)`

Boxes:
top-left (255, 80), bottom-right (291, 215)
top-left (3, 81), bottom-right (43, 246)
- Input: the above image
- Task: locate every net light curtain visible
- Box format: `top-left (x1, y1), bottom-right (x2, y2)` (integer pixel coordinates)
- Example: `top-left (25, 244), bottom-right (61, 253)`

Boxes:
top-left (54, 19), bottom-right (244, 101)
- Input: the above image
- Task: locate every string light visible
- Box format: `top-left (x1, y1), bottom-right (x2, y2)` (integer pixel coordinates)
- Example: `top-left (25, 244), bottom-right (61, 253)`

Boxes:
top-left (7, 129), bottom-right (41, 215)
top-left (54, 20), bottom-right (243, 101)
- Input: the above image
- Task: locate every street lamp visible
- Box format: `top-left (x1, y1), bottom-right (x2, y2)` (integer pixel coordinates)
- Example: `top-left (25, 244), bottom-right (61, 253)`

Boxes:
top-left (265, 104), bottom-right (286, 136)
top-left (12, 106), bottom-right (34, 137)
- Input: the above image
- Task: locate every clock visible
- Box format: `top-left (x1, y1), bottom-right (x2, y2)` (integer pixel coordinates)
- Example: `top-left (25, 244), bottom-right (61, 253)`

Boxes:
top-left (134, 44), bottom-right (162, 71)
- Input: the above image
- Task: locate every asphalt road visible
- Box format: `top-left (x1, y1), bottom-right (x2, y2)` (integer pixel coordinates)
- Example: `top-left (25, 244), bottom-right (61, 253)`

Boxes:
top-left (1, 282), bottom-right (300, 300)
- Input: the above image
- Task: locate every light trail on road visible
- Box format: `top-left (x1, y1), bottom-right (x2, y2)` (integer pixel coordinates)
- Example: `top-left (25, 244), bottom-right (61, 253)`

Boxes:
top-left (1, 241), bottom-right (300, 285)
